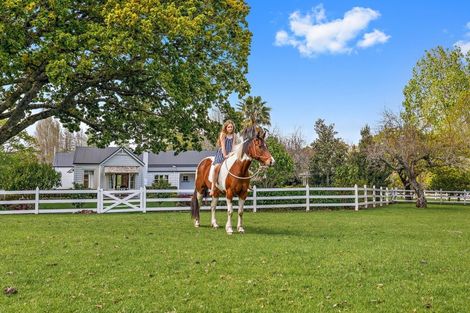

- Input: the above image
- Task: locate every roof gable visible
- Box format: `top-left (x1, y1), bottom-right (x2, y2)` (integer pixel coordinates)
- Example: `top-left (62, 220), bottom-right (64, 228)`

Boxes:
top-left (100, 147), bottom-right (145, 166)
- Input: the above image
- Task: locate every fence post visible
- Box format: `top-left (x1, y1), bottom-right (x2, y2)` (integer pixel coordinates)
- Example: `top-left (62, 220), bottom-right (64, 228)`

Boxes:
top-left (372, 185), bottom-right (376, 208)
top-left (143, 186), bottom-right (147, 213)
top-left (364, 185), bottom-right (368, 208)
top-left (140, 187), bottom-right (146, 213)
top-left (354, 184), bottom-right (359, 211)
top-left (380, 187), bottom-right (383, 206)
top-left (464, 190), bottom-right (467, 206)
top-left (35, 187), bottom-right (39, 214)
top-left (386, 187), bottom-right (389, 204)
top-left (253, 185), bottom-right (257, 213)
top-left (97, 189), bottom-right (103, 213)
top-left (306, 184), bottom-right (310, 212)
top-left (440, 189), bottom-right (443, 204)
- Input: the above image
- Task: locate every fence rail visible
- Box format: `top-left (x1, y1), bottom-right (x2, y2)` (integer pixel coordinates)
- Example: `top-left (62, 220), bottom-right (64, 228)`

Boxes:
top-left (0, 185), bottom-right (467, 215)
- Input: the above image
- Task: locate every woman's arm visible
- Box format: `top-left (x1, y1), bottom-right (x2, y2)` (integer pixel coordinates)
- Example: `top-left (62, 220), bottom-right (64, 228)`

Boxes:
top-left (220, 134), bottom-right (227, 158)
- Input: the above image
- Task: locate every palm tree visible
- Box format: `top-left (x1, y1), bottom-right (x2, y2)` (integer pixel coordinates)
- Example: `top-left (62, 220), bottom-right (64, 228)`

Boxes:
top-left (237, 96), bottom-right (271, 128)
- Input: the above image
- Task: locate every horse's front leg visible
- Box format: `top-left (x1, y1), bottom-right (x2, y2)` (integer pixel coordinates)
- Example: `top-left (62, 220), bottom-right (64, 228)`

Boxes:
top-left (210, 197), bottom-right (219, 228)
top-left (225, 196), bottom-right (234, 235)
top-left (237, 198), bottom-right (245, 233)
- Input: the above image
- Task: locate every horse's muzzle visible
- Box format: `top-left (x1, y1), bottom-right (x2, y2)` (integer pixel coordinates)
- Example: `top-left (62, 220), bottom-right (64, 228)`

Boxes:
top-left (267, 157), bottom-right (275, 167)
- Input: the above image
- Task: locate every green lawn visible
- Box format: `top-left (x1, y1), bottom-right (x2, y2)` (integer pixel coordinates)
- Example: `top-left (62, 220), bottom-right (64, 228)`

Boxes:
top-left (1, 204), bottom-right (469, 312)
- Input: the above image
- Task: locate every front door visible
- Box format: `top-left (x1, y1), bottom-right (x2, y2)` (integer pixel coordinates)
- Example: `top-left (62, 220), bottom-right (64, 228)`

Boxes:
top-left (106, 174), bottom-right (136, 190)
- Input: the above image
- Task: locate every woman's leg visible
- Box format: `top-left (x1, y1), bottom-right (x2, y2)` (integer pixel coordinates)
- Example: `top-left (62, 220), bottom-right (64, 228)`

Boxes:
top-left (210, 164), bottom-right (221, 195)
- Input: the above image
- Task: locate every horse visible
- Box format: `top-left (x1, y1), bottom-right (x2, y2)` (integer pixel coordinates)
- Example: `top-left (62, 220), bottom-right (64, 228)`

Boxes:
top-left (190, 126), bottom-right (275, 234)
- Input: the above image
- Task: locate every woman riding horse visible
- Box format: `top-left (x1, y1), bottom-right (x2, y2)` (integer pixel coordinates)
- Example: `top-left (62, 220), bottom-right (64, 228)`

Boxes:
top-left (191, 125), bottom-right (275, 234)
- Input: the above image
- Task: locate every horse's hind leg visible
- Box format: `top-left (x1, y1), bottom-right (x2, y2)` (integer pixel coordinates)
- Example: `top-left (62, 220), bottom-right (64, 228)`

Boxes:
top-left (237, 199), bottom-right (245, 233)
top-left (210, 197), bottom-right (219, 228)
top-left (194, 191), bottom-right (203, 227)
top-left (225, 198), bottom-right (234, 235)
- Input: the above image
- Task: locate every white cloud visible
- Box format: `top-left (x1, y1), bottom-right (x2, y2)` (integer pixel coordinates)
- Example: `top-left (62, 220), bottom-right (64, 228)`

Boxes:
top-left (357, 29), bottom-right (391, 48)
top-left (455, 40), bottom-right (470, 54)
top-left (275, 5), bottom-right (389, 57)
top-left (454, 21), bottom-right (470, 54)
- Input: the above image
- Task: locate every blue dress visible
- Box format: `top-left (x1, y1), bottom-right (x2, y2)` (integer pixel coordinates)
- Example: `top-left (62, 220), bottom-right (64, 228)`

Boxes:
top-left (213, 137), bottom-right (233, 164)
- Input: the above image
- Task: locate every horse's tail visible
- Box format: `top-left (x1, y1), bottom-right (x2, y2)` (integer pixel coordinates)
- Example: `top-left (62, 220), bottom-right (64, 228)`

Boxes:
top-left (190, 189), bottom-right (200, 220)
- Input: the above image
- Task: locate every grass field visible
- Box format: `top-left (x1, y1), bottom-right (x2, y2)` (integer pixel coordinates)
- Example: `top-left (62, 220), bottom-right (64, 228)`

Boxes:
top-left (1, 203), bottom-right (469, 312)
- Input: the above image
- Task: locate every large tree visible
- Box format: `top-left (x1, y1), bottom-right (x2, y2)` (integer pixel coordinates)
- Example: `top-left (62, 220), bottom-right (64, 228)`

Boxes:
top-left (251, 135), bottom-right (295, 188)
top-left (309, 119), bottom-right (348, 186)
top-left (369, 112), bottom-right (436, 207)
top-left (0, 0), bottom-right (251, 153)
top-left (403, 46), bottom-right (470, 159)
top-left (335, 125), bottom-right (391, 187)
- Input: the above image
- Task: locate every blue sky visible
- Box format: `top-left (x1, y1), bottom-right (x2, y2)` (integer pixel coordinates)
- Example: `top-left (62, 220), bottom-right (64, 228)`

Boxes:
top-left (243, 1), bottom-right (470, 145)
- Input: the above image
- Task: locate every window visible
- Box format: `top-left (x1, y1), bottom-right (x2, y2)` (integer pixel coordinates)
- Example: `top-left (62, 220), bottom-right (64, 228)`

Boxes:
top-left (156, 175), bottom-right (169, 182)
top-left (182, 175), bottom-right (189, 182)
top-left (83, 171), bottom-right (94, 189)
top-left (130, 174), bottom-right (136, 189)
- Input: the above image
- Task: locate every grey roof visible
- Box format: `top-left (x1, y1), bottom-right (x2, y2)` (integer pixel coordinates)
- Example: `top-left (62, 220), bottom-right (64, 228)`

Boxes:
top-left (147, 150), bottom-right (215, 167)
top-left (53, 147), bottom-right (215, 167)
top-left (73, 147), bottom-right (120, 164)
top-left (53, 152), bottom-right (74, 167)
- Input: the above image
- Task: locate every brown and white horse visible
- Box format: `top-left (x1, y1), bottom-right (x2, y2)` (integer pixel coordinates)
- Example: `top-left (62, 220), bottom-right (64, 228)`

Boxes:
top-left (190, 126), bottom-right (275, 234)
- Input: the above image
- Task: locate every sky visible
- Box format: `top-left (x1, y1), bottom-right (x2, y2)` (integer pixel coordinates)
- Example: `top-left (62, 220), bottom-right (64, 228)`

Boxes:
top-left (243, 0), bottom-right (470, 145)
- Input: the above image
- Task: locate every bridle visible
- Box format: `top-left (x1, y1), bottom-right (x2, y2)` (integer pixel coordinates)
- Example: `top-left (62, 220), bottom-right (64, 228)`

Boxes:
top-left (223, 138), bottom-right (270, 180)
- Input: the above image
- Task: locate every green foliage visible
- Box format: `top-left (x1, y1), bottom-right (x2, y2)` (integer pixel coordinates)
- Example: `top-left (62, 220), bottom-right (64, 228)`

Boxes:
top-left (237, 96), bottom-right (271, 128)
top-left (253, 136), bottom-right (295, 187)
top-left (429, 167), bottom-right (470, 191)
top-left (335, 125), bottom-right (391, 187)
top-left (1, 204), bottom-right (470, 312)
top-left (403, 46), bottom-right (469, 133)
top-left (402, 46), bottom-right (470, 160)
top-left (150, 178), bottom-right (175, 190)
top-left (0, 158), bottom-right (61, 190)
top-left (0, 0), bottom-right (252, 153)
top-left (309, 119), bottom-right (348, 186)
top-left (149, 178), bottom-right (177, 199)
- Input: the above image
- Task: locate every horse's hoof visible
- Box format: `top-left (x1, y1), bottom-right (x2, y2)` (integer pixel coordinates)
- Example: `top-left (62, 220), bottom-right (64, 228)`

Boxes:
top-left (237, 227), bottom-right (245, 234)
top-left (194, 220), bottom-right (200, 228)
top-left (226, 227), bottom-right (233, 235)
top-left (211, 222), bottom-right (219, 229)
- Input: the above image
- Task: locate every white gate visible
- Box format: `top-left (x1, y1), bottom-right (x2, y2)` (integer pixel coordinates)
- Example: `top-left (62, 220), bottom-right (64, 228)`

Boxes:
top-left (99, 188), bottom-right (146, 213)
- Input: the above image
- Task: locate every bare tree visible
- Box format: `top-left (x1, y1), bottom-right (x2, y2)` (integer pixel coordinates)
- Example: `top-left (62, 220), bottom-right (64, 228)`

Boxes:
top-left (281, 127), bottom-right (313, 184)
top-left (368, 111), bottom-right (457, 208)
top-left (35, 118), bottom-right (61, 164)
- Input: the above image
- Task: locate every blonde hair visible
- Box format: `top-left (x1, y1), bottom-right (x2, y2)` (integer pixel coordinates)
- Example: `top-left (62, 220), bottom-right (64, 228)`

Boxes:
top-left (217, 120), bottom-right (236, 147)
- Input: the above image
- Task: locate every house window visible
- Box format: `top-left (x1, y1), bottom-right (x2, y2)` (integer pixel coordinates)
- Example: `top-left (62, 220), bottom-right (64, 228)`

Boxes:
top-left (83, 171), bottom-right (94, 189)
top-left (130, 174), bottom-right (136, 189)
top-left (182, 175), bottom-right (189, 182)
top-left (156, 175), bottom-right (169, 182)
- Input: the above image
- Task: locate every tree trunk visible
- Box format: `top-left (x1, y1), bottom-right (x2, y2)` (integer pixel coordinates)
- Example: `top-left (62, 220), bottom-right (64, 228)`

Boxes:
top-left (397, 170), bottom-right (413, 200)
top-left (409, 176), bottom-right (427, 208)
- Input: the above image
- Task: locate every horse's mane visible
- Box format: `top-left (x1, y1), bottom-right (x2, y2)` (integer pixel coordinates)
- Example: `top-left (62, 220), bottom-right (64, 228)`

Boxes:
top-left (229, 125), bottom-right (265, 161)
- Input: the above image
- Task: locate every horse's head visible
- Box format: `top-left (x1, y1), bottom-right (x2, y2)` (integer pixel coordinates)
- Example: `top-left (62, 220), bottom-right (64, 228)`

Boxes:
top-left (241, 126), bottom-right (275, 167)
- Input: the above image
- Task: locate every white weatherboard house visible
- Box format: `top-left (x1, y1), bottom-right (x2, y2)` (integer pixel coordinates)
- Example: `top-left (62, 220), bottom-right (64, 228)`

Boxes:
top-left (53, 147), bottom-right (214, 190)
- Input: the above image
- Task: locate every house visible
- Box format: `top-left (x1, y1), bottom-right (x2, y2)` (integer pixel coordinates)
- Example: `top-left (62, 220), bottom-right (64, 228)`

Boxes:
top-left (53, 147), bottom-right (214, 190)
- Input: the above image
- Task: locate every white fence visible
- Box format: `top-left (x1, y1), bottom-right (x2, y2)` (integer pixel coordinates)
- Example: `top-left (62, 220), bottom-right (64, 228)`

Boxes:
top-left (391, 189), bottom-right (468, 204)
top-left (0, 185), bottom-right (467, 215)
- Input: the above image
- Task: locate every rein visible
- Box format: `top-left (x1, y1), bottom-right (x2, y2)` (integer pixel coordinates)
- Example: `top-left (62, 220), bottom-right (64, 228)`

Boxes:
top-left (223, 138), bottom-right (268, 180)
top-left (224, 160), bottom-right (267, 180)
